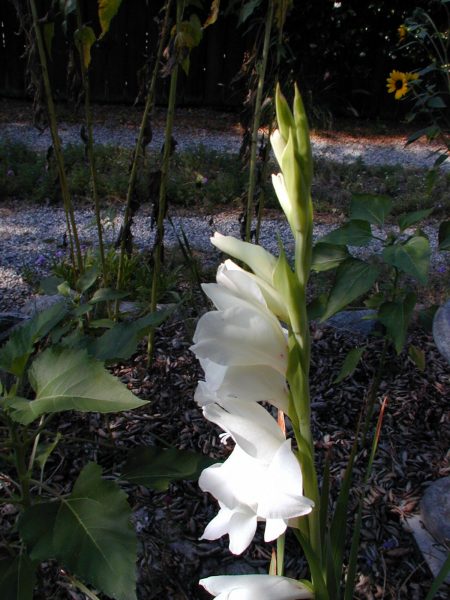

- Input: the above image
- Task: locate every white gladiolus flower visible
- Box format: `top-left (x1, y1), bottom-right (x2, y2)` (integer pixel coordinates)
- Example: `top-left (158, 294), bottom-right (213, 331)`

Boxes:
top-left (198, 401), bottom-right (314, 553)
top-left (199, 574), bottom-right (314, 599)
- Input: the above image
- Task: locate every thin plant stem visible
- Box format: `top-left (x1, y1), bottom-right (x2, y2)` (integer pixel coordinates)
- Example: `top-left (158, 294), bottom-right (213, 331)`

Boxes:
top-left (66, 576), bottom-right (102, 600)
top-left (28, 0), bottom-right (83, 274)
top-left (245, 0), bottom-right (274, 242)
top-left (75, 1), bottom-right (107, 284)
top-left (147, 0), bottom-right (183, 364)
top-left (116, 0), bottom-right (173, 308)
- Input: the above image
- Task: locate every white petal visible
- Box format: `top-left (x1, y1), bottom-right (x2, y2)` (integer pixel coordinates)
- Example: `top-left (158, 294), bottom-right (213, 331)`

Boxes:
top-left (258, 440), bottom-right (315, 520)
top-left (272, 173), bottom-right (291, 224)
top-left (200, 505), bottom-right (233, 541)
top-left (270, 129), bottom-right (287, 167)
top-left (202, 281), bottom-right (266, 312)
top-left (211, 233), bottom-right (277, 283)
top-left (264, 518), bottom-right (288, 542)
top-left (202, 399), bottom-right (284, 462)
top-left (191, 306), bottom-right (288, 374)
top-left (228, 510), bottom-right (258, 554)
top-left (200, 574), bottom-right (314, 599)
top-left (215, 364), bottom-right (290, 413)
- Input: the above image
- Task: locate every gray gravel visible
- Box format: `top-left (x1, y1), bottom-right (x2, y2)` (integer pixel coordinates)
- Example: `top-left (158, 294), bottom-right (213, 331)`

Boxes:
top-left (0, 203), bottom-right (446, 312)
top-left (0, 118), bottom-right (448, 311)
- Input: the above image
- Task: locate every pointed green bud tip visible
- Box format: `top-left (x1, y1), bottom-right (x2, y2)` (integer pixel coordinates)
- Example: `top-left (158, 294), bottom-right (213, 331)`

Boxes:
top-left (275, 85), bottom-right (295, 143)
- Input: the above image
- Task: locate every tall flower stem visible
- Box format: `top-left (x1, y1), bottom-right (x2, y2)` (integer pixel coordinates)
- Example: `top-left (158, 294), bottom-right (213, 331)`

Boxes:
top-left (116, 0), bottom-right (173, 303)
top-left (75, 1), bottom-right (107, 283)
top-left (245, 0), bottom-right (274, 242)
top-left (147, 0), bottom-right (183, 363)
top-left (28, 0), bottom-right (83, 274)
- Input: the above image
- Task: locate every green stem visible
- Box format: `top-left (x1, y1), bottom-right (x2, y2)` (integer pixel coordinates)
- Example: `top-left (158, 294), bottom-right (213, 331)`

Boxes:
top-left (276, 534), bottom-right (285, 576)
top-left (147, 0), bottom-right (183, 364)
top-left (245, 0), bottom-right (274, 242)
top-left (28, 0), bottom-right (83, 274)
top-left (76, 1), bottom-right (107, 285)
top-left (11, 426), bottom-right (31, 507)
top-left (116, 0), bottom-right (173, 306)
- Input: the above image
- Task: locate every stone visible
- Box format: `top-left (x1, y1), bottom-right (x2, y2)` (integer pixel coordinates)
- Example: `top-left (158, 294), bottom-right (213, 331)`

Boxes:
top-left (405, 514), bottom-right (450, 584)
top-left (421, 477), bottom-right (450, 545)
top-left (325, 309), bottom-right (379, 337)
top-left (21, 294), bottom-right (66, 316)
top-left (433, 300), bottom-right (450, 364)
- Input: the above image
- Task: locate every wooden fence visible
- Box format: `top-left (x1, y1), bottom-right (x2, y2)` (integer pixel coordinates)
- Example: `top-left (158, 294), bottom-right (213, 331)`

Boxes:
top-left (0, 1), bottom-right (246, 107)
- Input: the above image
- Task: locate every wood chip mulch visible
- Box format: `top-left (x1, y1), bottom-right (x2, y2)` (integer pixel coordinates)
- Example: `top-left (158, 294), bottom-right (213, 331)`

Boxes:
top-left (4, 314), bottom-right (448, 600)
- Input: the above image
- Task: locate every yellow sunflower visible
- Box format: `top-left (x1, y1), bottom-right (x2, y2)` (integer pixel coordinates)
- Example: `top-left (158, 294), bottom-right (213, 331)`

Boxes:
top-left (386, 70), bottom-right (416, 100)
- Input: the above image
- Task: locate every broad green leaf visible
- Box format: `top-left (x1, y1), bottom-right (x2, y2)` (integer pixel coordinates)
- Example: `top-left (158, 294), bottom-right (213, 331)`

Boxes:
top-left (307, 294), bottom-right (328, 321)
top-left (76, 265), bottom-right (99, 293)
top-left (87, 308), bottom-right (172, 361)
top-left (74, 25), bottom-right (96, 69)
top-left (438, 220), bottom-right (450, 250)
top-left (320, 220), bottom-right (373, 247)
top-left (408, 344), bottom-right (425, 371)
top-left (98, 0), bottom-right (123, 39)
top-left (203, 0), bottom-right (220, 27)
top-left (19, 501), bottom-right (59, 561)
top-left (89, 318), bottom-right (115, 329)
top-left (311, 243), bottom-right (349, 272)
top-left (39, 275), bottom-right (65, 295)
top-left (334, 346), bottom-right (366, 383)
top-left (239, 0), bottom-right (262, 24)
top-left (382, 236), bottom-right (431, 284)
top-left (120, 447), bottom-right (216, 490)
top-left (397, 208), bottom-right (433, 231)
top-left (21, 463), bottom-right (137, 600)
top-left (378, 293), bottom-right (416, 354)
top-left (350, 193), bottom-right (392, 226)
top-left (0, 553), bottom-right (36, 600)
top-left (72, 303), bottom-right (92, 317)
top-left (406, 125), bottom-right (439, 145)
top-left (320, 259), bottom-right (379, 322)
top-left (176, 15), bottom-right (203, 50)
top-left (89, 288), bottom-right (129, 304)
top-left (427, 96), bottom-right (446, 109)
top-left (7, 347), bottom-right (147, 425)
top-left (0, 302), bottom-right (68, 376)
top-left (417, 305), bottom-right (439, 332)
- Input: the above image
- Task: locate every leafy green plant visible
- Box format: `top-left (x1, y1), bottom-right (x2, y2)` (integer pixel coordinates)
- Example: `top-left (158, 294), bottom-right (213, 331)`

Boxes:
top-left (0, 300), bottom-right (212, 599)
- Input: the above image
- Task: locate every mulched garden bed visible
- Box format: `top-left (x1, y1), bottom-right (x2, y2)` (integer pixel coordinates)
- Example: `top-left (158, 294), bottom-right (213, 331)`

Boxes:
top-left (9, 313), bottom-right (447, 600)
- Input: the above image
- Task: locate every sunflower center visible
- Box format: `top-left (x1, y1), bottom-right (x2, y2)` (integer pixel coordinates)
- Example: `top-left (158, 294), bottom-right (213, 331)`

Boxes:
top-left (395, 80), bottom-right (404, 90)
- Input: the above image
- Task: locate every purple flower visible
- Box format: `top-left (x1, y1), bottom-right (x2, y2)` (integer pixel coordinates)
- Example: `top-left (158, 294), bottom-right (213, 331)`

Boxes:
top-left (35, 255), bottom-right (47, 267)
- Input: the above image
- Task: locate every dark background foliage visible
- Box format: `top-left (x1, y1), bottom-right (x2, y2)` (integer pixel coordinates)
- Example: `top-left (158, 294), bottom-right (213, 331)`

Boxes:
top-left (0, 0), bottom-right (444, 119)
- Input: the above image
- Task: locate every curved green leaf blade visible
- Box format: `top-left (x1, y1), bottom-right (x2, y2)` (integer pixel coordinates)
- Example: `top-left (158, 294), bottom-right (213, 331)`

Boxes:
top-left (74, 25), bottom-right (96, 70)
top-left (121, 447), bottom-right (216, 490)
top-left (320, 220), bottom-right (373, 247)
top-left (9, 347), bottom-right (147, 424)
top-left (334, 346), bottom-right (366, 383)
top-left (320, 258), bottom-right (379, 322)
top-left (21, 464), bottom-right (137, 600)
top-left (350, 193), bottom-right (392, 226)
top-left (397, 208), bottom-right (433, 232)
top-left (76, 264), bottom-right (99, 294)
top-left (0, 302), bottom-right (68, 376)
top-left (378, 293), bottom-right (416, 354)
top-left (311, 243), bottom-right (349, 272)
top-left (382, 236), bottom-right (431, 284)
top-left (0, 553), bottom-right (36, 600)
top-left (87, 308), bottom-right (172, 362)
top-left (98, 0), bottom-right (123, 39)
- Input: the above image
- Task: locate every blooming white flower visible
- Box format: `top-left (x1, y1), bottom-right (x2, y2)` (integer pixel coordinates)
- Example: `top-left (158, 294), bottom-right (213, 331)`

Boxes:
top-left (199, 574), bottom-right (314, 599)
top-left (198, 400), bottom-right (314, 553)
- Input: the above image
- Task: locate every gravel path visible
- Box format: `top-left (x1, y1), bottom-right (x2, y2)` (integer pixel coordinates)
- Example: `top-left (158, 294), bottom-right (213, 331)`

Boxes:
top-left (0, 203), bottom-right (446, 312)
top-left (1, 111), bottom-right (448, 311)
top-left (0, 117), bottom-right (447, 170)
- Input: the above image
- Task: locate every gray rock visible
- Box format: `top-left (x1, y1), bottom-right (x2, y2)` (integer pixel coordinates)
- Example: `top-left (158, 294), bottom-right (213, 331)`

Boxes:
top-left (421, 477), bottom-right (450, 545)
top-left (21, 294), bottom-right (66, 316)
top-left (433, 300), bottom-right (450, 364)
top-left (405, 514), bottom-right (450, 584)
top-left (325, 309), bottom-right (379, 337)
